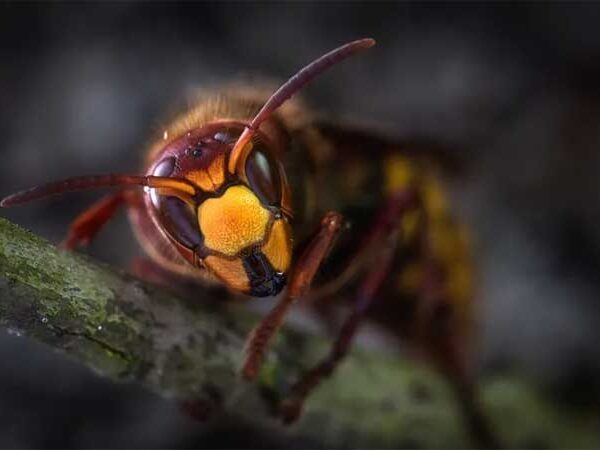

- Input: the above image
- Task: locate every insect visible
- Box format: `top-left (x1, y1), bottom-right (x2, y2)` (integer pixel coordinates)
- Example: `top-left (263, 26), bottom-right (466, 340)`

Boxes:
top-left (1, 38), bottom-right (497, 446)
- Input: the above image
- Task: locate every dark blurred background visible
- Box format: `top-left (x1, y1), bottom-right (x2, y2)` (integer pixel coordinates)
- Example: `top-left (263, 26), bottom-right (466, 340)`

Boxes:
top-left (2, 1), bottom-right (600, 447)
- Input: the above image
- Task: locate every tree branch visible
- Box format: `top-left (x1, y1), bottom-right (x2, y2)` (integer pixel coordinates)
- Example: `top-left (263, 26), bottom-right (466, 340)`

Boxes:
top-left (0, 217), bottom-right (598, 448)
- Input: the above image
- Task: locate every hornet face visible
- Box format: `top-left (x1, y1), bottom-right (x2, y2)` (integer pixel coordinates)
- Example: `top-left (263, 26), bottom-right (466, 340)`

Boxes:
top-left (147, 123), bottom-right (293, 297)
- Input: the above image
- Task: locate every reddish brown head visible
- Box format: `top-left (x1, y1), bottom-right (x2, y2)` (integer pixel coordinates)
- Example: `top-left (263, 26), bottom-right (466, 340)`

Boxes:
top-left (146, 122), bottom-right (292, 296)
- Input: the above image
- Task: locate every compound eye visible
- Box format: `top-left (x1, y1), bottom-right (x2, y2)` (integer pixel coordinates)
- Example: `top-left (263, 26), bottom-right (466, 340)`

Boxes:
top-left (149, 157), bottom-right (177, 209)
top-left (153, 156), bottom-right (176, 177)
top-left (153, 195), bottom-right (203, 249)
top-left (245, 149), bottom-right (282, 207)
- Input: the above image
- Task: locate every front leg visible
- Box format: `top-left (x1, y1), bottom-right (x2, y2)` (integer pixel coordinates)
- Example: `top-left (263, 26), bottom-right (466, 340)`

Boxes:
top-left (61, 191), bottom-right (127, 249)
top-left (280, 235), bottom-right (399, 423)
top-left (241, 211), bottom-right (344, 380)
top-left (277, 189), bottom-right (419, 423)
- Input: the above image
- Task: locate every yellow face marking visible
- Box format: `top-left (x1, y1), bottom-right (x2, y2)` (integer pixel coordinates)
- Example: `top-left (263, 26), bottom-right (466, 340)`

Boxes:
top-left (147, 177), bottom-right (196, 195)
top-left (185, 169), bottom-right (214, 191)
top-left (228, 136), bottom-right (253, 174)
top-left (199, 185), bottom-right (270, 256)
top-left (204, 255), bottom-right (250, 292)
top-left (261, 219), bottom-right (292, 273)
top-left (184, 155), bottom-right (227, 192)
top-left (207, 154), bottom-right (225, 188)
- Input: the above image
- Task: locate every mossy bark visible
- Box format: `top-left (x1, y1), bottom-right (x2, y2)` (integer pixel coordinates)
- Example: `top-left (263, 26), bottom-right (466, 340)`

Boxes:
top-left (0, 217), bottom-right (598, 448)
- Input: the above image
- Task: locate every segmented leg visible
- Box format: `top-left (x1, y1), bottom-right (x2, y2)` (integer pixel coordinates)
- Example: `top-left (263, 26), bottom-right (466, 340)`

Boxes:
top-left (280, 236), bottom-right (399, 423)
top-left (61, 191), bottom-right (126, 249)
top-left (278, 190), bottom-right (418, 423)
top-left (241, 211), bottom-right (345, 380)
top-left (308, 189), bottom-right (419, 303)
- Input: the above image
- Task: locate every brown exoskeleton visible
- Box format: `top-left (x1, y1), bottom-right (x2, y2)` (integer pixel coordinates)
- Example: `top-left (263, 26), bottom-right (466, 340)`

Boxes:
top-left (1, 38), bottom-right (498, 447)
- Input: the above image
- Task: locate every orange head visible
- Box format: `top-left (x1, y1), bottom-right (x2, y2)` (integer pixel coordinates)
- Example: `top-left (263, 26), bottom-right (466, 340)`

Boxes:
top-left (147, 123), bottom-right (292, 296)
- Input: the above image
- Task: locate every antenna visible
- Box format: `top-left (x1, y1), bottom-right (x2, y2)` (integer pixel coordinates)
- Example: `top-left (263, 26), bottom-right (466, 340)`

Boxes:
top-left (0, 175), bottom-right (196, 207)
top-left (228, 37), bottom-right (376, 173)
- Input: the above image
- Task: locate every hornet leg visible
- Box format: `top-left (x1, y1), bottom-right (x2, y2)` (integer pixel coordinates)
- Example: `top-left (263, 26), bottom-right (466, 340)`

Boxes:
top-left (241, 211), bottom-right (345, 380)
top-left (280, 236), bottom-right (398, 423)
top-left (61, 191), bottom-right (126, 249)
top-left (278, 189), bottom-right (418, 423)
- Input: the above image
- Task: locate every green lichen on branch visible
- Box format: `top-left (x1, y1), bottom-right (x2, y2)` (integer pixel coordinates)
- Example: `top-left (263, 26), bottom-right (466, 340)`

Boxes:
top-left (0, 216), bottom-right (599, 448)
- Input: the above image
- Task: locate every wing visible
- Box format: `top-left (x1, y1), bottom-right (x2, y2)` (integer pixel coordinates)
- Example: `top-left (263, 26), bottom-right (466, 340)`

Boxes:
top-left (313, 118), bottom-right (470, 178)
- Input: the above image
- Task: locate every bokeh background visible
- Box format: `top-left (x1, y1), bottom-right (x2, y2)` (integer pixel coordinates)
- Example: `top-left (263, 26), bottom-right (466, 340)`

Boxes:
top-left (2, 1), bottom-right (600, 447)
